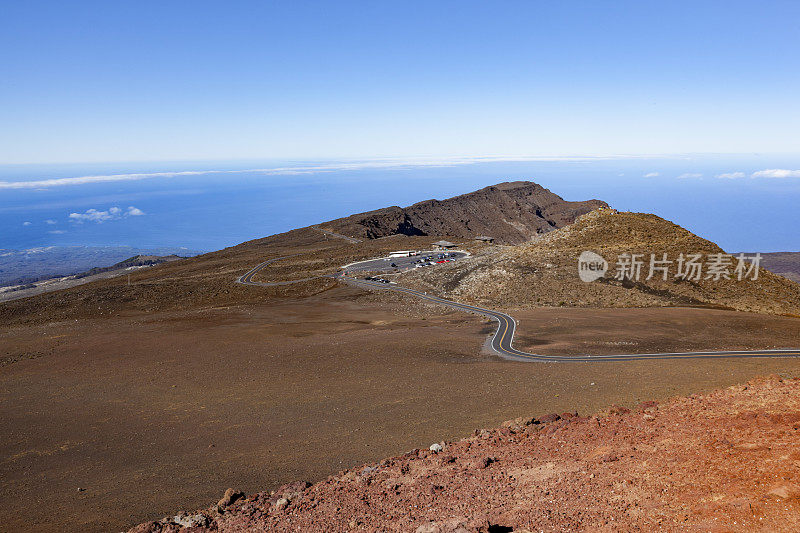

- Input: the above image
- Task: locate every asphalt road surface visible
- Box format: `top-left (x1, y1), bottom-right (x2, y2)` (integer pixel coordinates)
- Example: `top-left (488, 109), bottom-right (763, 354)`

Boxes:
top-left (237, 255), bottom-right (322, 286)
top-left (339, 277), bottom-right (800, 363)
top-left (344, 251), bottom-right (469, 274)
top-left (239, 255), bottom-right (800, 362)
top-left (313, 227), bottom-right (362, 243)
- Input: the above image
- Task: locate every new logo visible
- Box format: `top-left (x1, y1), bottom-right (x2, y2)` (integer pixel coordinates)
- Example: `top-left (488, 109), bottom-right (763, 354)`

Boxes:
top-left (578, 251), bottom-right (608, 282)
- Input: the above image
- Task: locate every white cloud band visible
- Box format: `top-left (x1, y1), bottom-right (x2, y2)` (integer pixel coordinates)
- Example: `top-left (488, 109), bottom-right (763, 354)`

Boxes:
top-left (0, 155), bottom-right (644, 190)
top-left (68, 206), bottom-right (145, 223)
top-left (751, 169), bottom-right (800, 179)
top-left (716, 172), bottom-right (746, 179)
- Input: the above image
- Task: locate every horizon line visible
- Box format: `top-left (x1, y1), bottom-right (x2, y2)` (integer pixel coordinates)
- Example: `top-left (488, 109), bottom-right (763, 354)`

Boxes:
top-left (4, 152), bottom-right (799, 190)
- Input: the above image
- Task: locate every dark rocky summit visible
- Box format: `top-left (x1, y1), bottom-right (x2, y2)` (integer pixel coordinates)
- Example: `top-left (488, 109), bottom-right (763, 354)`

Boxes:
top-left (319, 181), bottom-right (608, 244)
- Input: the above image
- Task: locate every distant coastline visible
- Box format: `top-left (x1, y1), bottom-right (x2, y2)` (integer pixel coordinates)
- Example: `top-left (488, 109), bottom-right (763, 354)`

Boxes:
top-left (0, 245), bottom-right (203, 288)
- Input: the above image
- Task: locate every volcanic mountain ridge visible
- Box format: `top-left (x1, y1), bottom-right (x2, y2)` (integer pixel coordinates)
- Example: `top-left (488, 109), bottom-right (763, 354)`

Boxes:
top-left (401, 209), bottom-right (800, 316)
top-left (317, 181), bottom-right (608, 244)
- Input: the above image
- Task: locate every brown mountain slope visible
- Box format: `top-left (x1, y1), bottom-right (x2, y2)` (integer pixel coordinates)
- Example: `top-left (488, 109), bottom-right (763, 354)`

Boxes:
top-left (757, 252), bottom-right (800, 283)
top-left (0, 227), bottom-right (475, 326)
top-left (318, 181), bottom-right (608, 244)
top-left (0, 181), bottom-right (600, 325)
top-left (402, 209), bottom-right (800, 316)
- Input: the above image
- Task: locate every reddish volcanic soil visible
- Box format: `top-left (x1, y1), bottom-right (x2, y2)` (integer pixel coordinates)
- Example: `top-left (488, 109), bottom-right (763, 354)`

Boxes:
top-left (4, 289), bottom-right (800, 531)
top-left (131, 375), bottom-right (800, 532)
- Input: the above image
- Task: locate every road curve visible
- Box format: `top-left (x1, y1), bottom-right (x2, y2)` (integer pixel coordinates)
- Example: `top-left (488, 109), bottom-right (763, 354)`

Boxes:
top-left (312, 227), bottom-right (362, 243)
top-left (338, 276), bottom-right (800, 363)
top-left (237, 255), bottom-right (323, 286)
top-left (237, 256), bottom-right (800, 362)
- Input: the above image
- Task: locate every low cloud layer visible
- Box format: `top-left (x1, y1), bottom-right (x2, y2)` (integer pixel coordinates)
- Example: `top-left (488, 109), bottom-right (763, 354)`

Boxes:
top-left (68, 206), bottom-right (146, 223)
top-left (712, 169), bottom-right (800, 179)
top-left (716, 172), bottom-right (746, 179)
top-left (677, 173), bottom-right (703, 179)
top-left (0, 156), bottom-right (643, 190)
top-left (643, 172), bottom-right (659, 178)
top-left (751, 169), bottom-right (800, 179)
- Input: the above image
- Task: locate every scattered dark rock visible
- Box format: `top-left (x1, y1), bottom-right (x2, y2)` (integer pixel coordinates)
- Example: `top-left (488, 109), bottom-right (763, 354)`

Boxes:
top-left (171, 512), bottom-right (210, 528)
top-left (539, 413), bottom-right (561, 424)
top-left (217, 488), bottom-right (244, 509)
top-left (271, 480), bottom-right (310, 504)
top-left (501, 416), bottom-right (537, 428)
top-left (274, 498), bottom-right (289, 511)
top-left (600, 453), bottom-right (619, 463)
top-left (361, 465), bottom-right (379, 476)
top-left (415, 516), bottom-right (476, 533)
top-left (638, 400), bottom-right (659, 412)
top-left (524, 424), bottom-right (542, 436)
top-left (475, 456), bottom-right (497, 469)
top-left (475, 429), bottom-right (492, 439)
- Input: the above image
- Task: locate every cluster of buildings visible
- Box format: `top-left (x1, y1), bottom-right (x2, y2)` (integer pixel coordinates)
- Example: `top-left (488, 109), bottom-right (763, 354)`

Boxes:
top-left (389, 236), bottom-right (494, 257)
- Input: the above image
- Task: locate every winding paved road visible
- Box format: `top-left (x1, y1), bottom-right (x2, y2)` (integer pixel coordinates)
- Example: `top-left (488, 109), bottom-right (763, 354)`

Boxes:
top-left (339, 278), bottom-right (800, 363)
top-left (238, 256), bottom-right (800, 363)
top-left (313, 227), bottom-right (362, 243)
top-left (237, 255), bottom-right (323, 286)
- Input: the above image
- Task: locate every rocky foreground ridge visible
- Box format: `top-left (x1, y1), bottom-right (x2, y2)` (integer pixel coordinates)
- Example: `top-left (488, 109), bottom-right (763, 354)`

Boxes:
top-left (130, 375), bottom-right (800, 532)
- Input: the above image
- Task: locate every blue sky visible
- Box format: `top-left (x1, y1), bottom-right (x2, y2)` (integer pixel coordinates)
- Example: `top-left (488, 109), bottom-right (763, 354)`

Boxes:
top-left (2, 1), bottom-right (799, 164)
top-left (3, 3), bottom-right (800, 254)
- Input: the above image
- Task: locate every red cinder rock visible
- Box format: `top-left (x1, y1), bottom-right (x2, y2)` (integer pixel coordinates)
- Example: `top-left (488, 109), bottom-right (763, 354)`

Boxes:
top-left (539, 413), bottom-right (561, 424)
top-left (501, 416), bottom-right (537, 428)
top-left (768, 483), bottom-right (800, 500)
top-left (475, 456), bottom-right (497, 469)
top-left (638, 400), bottom-right (659, 412)
top-left (217, 488), bottom-right (244, 509)
top-left (127, 378), bottom-right (800, 533)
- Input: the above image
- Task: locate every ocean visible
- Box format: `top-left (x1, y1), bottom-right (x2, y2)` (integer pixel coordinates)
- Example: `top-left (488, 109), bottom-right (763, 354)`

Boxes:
top-left (2, 154), bottom-right (800, 254)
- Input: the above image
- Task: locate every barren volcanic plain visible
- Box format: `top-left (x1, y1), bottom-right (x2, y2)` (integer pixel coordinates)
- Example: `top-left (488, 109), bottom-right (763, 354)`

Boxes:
top-left (3, 182), bottom-right (800, 532)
